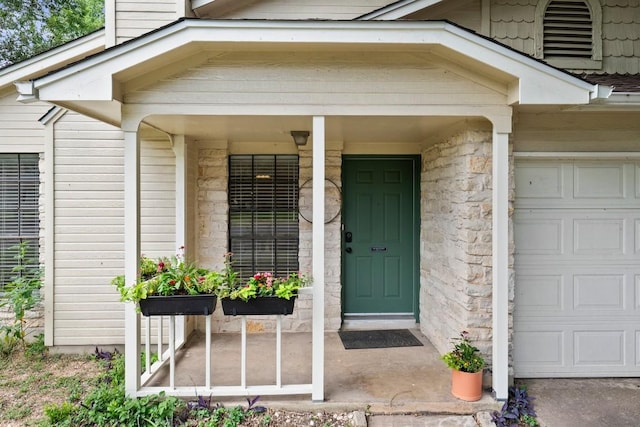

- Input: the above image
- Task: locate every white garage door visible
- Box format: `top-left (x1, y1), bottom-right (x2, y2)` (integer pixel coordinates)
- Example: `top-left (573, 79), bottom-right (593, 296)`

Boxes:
top-left (514, 159), bottom-right (640, 377)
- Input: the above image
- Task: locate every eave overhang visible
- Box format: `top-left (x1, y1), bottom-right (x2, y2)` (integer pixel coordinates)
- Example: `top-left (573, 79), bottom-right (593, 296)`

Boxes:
top-left (20, 19), bottom-right (601, 126)
top-left (0, 30), bottom-right (105, 92)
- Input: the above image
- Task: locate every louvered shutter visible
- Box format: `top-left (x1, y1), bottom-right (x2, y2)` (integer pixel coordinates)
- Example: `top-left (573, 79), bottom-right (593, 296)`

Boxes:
top-left (0, 154), bottom-right (39, 287)
top-left (543, 0), bottom-right (593, 58)
top-left (229, 155), bottom-right (299, 281)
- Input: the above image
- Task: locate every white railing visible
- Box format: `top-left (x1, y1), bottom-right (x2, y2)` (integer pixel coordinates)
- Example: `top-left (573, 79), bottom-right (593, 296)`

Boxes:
top-left (136, 314), bottom-right (313, 397)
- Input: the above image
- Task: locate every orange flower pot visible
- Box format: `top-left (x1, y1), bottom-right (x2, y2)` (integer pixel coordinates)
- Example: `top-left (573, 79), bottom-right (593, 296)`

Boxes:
top-left (450, 369), bottom-right (483, 401)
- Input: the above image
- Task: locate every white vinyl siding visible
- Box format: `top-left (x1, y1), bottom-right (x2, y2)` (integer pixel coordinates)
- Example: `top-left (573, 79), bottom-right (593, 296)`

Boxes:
top-left (115, 0), bottom-right (179, 44)
top-left (215, 0), bottom-right (391, 19)
top-left (52, 111), bottom-right (175, 346)
top-left (514, 159), bottom-right (640, 377)
top-left (125, 51), bottom-right (508, 107)
top-left (0, 91), bottom-right (49, 153)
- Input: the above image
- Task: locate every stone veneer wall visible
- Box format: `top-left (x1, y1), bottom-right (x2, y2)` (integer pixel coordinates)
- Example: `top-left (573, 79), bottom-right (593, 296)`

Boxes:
top-left (197, 141), bottom-right (343, 333)
top-left (298, 141), bottom-right (343, 332)
top-left (420, 129), bottom-right (514, 365)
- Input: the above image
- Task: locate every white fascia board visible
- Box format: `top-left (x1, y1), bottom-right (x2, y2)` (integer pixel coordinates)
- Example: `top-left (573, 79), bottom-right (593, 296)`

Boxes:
top-left (0, 30), bottom-right (105, 91)
top-left (32, 20), bottom-right (595, 105)
top-left (358, 0), bottom-right (444, 20)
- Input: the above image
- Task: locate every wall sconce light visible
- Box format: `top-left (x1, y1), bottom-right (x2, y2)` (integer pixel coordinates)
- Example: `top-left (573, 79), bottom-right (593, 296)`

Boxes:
top-left (290, 130), bottom-right (310, 146)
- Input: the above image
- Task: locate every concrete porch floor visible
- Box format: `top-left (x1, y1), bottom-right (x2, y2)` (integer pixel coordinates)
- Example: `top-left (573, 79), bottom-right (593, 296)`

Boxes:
top-left (147, 328), bottom-right (501, 414)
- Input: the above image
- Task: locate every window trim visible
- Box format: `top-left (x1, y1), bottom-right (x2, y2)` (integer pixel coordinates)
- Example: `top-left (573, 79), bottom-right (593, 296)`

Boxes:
top-left (534, 0), bottom-right (602, 64)
top-left (0, 153), bottom-right (40, 288)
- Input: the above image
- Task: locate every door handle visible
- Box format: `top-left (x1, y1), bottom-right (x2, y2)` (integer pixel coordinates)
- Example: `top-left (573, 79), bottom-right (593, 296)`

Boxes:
top-left (345, 247), bottom-right (352, 253)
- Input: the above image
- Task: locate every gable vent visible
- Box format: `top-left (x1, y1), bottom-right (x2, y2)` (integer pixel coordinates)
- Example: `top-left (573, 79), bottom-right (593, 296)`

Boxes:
top-left (543, 0), bottom-right (593, 58)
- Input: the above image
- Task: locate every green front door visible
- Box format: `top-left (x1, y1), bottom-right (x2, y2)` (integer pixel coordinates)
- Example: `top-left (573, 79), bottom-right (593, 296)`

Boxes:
top-left (342, 156), bottom-right (419, 316)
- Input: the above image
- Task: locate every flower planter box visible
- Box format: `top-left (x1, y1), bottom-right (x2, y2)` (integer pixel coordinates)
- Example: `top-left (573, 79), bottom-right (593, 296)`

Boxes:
top-left (221, 297), bottom-right (296, 316)
top-left (139, 295), bottom-right (217, 316)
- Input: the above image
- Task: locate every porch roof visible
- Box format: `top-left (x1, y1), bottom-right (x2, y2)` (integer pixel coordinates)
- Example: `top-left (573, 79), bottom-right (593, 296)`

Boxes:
top-left (18, 19), bottom-right (602, 126)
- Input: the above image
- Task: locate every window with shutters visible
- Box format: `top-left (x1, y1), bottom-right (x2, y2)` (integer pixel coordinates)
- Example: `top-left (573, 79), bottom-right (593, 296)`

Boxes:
top-left (535, 0), bottom-right (602, 70)
top-left (228, 155), bottom-right (299, 281)
top-left (0, 154), bottom-right (40, 288)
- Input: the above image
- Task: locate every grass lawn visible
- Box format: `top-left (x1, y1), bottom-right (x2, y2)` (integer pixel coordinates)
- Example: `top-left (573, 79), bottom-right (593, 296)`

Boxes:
top-left (0, 348), bottom-right (101, 426)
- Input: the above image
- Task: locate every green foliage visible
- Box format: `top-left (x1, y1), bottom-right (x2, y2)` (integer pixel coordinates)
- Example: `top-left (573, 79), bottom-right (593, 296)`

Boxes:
top-left (113, 249), bottom-right (223, 308)
top-left (0, 0), bottom-right (104, 67)
top-left (44, 401), bottom-right (76, 424)
top-left (25, 333), bottom-right (48, 359)
top-left (441, 331), bottom-right (485, 373)
top-left (43, 352), bottom-right (184, 427)
top-left (113, 251), bottom-right (310, 309)
top-left (228, 271), bottom-right (309, 302)
top-left (0, 242), bottom-right (43, 350)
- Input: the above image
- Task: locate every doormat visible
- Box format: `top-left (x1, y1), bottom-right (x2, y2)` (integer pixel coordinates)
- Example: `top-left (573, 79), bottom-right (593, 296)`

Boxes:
top-left (338, 329), bottom-right (423, 350)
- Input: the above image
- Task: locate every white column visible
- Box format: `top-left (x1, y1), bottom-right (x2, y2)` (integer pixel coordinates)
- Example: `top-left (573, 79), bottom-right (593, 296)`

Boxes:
top-left (124, 128), bottom-right (141, 397)
top-left (492, 130), bottom-right (509, 401)
top-left (173, 135), bottom-right (187, 345)
top-left (311, 116), bottom-right (325, 402)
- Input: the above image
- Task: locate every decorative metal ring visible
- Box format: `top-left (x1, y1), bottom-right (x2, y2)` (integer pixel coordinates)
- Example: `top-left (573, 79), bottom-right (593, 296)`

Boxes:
top-left (298, 178), bottom-right (342, 224)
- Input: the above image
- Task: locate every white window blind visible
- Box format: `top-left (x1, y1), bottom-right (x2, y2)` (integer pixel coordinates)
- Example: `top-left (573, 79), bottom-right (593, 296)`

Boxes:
top-left (543, 0), bottom-right (593, 58)
top-left (0, 154), bottom-right (39, 287)
top-left (229, 155), bottom-right (299, 281)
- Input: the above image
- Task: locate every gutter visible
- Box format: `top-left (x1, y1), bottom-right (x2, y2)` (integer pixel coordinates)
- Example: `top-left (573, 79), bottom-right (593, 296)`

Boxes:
top-left (590, 84), bottom-right (613, 101)
top-left (15, 81), bottom-right (38, 103)
top-left (604, 92), bottom-right (640, 104)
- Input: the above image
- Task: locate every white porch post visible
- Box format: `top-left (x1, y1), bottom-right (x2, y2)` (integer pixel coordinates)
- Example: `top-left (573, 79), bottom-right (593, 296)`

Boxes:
top-left (124, 127), bottom-right (141, 397)
top-left (311, 116), bottom-right (325, 402)
top-left (492, 129), bottom-right (509, 401)
top-left (173, 134), bottom-right (187, 345)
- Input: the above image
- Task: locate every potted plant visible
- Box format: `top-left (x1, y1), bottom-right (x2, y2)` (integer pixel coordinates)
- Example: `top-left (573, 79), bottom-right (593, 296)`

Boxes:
top-left (217, 256), bottom-right (309, 316)
top-left (441, 331), bottom-right (485, 401)
top-left (112, 248), bottom-right (222, 316)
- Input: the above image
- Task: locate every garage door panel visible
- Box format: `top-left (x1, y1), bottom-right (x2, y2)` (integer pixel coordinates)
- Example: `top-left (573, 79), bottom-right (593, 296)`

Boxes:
top-left (517, 211), bottom-right (640, 262)
top-left (514, 216), bottom-right (564, 255)
top-left (574, 330), bottom-right (625, 366)
top-left (574, 164), bottom-right (625, 199)
top-left (515, 159), bottom-right (640, 377)
top-left (515, 323), bottom-right (640, 377)
top-left (515, 163), bottom-right (564, 199)
top-left (574, 274), bottom-right (625, 311)
top-left (574, 219), bottom-right (625, 255)
top-left (514, 331), bottom-right (564, 366)
top-left (516, 161), bottom-right (640, 209)
top-left (516, 274), bottom-right (564, 311)
top-left (517, 268), bottom-right (637, 317)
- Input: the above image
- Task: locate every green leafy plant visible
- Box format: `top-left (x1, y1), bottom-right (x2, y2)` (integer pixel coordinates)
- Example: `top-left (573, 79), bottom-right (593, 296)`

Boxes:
top-left (112, 247), bottom-right (223, 308)
top-left (0, 242), bottom-right (43, 353)
top-left (44, 349), bottom-right (185, 426)
top-left (226, 271), bottom-right (309, 302)
top-left (441, 331), bottom-right (485, 373)
top-left (213, 253), bottom-right (309, 302)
